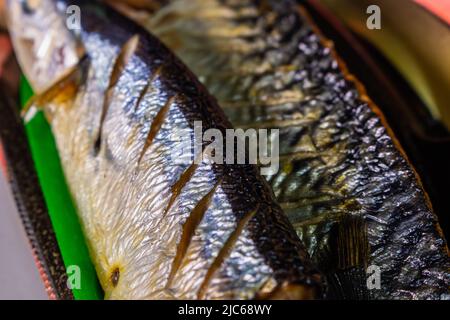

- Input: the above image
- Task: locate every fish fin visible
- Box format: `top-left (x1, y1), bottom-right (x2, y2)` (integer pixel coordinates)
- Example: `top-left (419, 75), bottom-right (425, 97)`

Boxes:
top-left (325, 214), bottom-right (371, 299)
top-left (334, 214), bottom-right (369, 270)
top-left (327, 267), bottom-right (371, 300)
top-left (21, 56), bottom-right (89, 124)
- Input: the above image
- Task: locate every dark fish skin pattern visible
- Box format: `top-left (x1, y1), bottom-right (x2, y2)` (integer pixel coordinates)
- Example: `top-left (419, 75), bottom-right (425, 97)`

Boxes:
top-left (25, 0), bottom-right (324, 299)
top-left (122, 0), bottom-right (450, 299)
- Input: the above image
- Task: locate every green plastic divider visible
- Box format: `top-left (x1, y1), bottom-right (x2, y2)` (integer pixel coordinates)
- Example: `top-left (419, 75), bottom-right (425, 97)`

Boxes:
top-left (20, 77), bottom-right (103, 300)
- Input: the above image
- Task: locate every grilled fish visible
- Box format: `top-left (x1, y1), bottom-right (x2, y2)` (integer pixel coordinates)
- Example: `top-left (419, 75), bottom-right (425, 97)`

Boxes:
top-left (7, 0), bottom-right (323, 299)
top-left (111, 0), bottom-right (450, 299)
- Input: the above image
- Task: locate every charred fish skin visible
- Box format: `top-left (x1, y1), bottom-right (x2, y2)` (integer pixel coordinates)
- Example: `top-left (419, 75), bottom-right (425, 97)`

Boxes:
top-left (118, 0), bottom-right (450, 299)
top-left (8, 0), bottom-right (324, 299)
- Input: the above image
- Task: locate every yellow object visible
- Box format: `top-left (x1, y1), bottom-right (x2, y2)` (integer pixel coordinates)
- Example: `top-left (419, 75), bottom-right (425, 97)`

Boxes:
top-left (320, 0), bottom-right (450, 131)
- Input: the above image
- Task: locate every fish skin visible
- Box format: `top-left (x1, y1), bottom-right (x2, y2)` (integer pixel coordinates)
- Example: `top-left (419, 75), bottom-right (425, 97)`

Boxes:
top-left (8, 0), bottom-right (324, 299)
top-left (115, 0), bottom-right (450, 299)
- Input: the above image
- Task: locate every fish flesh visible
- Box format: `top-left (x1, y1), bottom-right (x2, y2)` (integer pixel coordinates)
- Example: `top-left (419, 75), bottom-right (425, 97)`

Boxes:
top-left (7, 0), bottom-right (324, 299)
top-left (111, 0), bottom-right (450, 299)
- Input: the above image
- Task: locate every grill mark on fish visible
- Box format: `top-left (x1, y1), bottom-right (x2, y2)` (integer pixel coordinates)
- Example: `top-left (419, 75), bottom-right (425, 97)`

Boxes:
top-left (134, 64), bottom-right (165, 113)
top-left (94, 34), bottom-right (140, 155)
top-left (158, 149), bottom-right (211, 225)
top-left (134, 80), bottom-right (151, 113)
top-left (166, 179), bottom-right (222, 288)
top-left (137, 96), bottom-right (174, 165)
top-left (157, 168), bottom-right (197, 227)
top-left (197, 205), bottom-right (259, 299)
